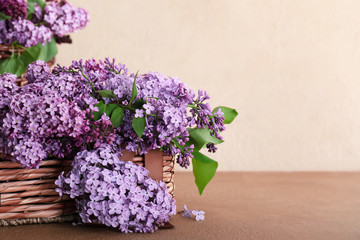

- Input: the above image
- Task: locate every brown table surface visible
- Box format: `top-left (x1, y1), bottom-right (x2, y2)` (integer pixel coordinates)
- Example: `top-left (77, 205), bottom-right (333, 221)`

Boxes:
top-left (0, 172), bottom-right (360, 240)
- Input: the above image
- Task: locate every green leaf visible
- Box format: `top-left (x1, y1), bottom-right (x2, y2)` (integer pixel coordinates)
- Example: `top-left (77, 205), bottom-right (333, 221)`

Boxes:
top-left (22, 38), bottom-right (57, 63)
top-left (97, 90), bottom-right (116, 99)
top-left (192, 152), bottom-right (218, 195)
top-left (41, 38), bottom-right (57, 62)
top-left (0, 53), bottom-right (26, 77)
top-left (13, 54), bottom-right (27, 76)
top-left (26, 1), bottom-right (36, 19)
top-left (105, 104), bottom-right (118, 117)
top-left (130, 71), bottom-right (139, 103)
top-left (28, 0), bottom-right (46, 9)
top-left (110, 107), bottom-right (125, 128)
top-left (0, 54), bottom-right (17, 75)
top-left (132, 99), bottom-right (145, 109)
top-left (93, 101), bottom-right (106, 121)
top-left (20, 44), bottom-right (42, 64)
top-left (0, 12), bottom-right (11, 20)
top-left (0, 38), bottom-right (57, 77)
top-left (188, 128), bottom-right (224, 151)
top-left (132, 117), bottom-right (146, 139)
top-left (213, 106), bottom-right (238, 124)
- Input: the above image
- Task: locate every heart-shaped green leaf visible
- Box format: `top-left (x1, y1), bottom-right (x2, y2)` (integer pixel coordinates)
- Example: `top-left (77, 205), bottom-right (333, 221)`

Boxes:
top-left (132, 99), bottom-right (145, 109)
top-left (110, 107), bottom-right (125, 128)
top-left (92, 101), bottom-right (106, 121)
top-left (41, 38), bottom-right (57, 62)
top-left (212, 106), bottom-right (238, 124)
top-left (188, 128), bottom-right (224, 151)
top-left (132, 117), bottom-right (146, 139)
top-left (97, 90), bottom-right (116, 99)
top-left (105, 104), bottom-right (118, 117)
top-left (0, 54), bottom-right (27, 77)
top-left (192, 152), bottom-right (218, 195)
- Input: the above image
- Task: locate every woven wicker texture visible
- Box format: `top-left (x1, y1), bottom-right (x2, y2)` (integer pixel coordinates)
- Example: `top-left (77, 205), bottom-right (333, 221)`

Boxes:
top-left (0, 150), bottom-right (175, 226)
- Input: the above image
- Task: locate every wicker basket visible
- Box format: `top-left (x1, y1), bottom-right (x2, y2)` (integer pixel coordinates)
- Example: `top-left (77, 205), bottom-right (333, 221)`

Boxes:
top-left (0, 45), bottom-right (56, 87)
top-left (0, 149), bottom-right (175, 226)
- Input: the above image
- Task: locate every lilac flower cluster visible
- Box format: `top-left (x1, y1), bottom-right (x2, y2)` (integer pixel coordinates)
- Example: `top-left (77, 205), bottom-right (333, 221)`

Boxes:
top-left (0, 73), bottom-right (18, 155)
top-left (25, 60), bottom-right (50, 84)
top-left (92, 60), bottom-right (224, 167)
top-left (69, 59), bottom-right (197, 167)
top-left (55, 145), bottom-right (176, 233)
top-left (0, 0), bottom-right (27, 19)
top-left (0, 73), bottom-right (17, 110)
top-left (0, 18), bottom-right (52, 47)
top-left (0, 63), bottom-right (104, 168)
top-left (102, 70), bottom-right (197, 167)
top-left (1, 84), bottom-right (90, 168)
top-left (0, 58), bottom-right (225, 169)
top-left (0, 0), bottom-right (89, 47)
top-left (44, 1), bottom-right (89, 37)
top-left (190, 90), bottom-right (226, 153)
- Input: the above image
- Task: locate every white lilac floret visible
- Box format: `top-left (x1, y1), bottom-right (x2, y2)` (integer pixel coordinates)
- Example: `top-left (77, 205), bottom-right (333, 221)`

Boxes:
top-left (55, 144), bottom-right (176, 233)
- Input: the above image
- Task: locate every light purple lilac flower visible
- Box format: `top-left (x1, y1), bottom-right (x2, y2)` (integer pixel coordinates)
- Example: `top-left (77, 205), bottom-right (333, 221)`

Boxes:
top-left (182, 205), bottom-right (192, 218)
top-left (179, 205), bottom-right (205, 221)
top-left (55, 144), bottom-right (176, 233)
top-left (0, 58), bottom-right (225, 169)
top-left (26, 60), bottom-right (51, 84)
top-left (0, 0), bottom-right (89, 47)
top-left (192, 210), bottom-right (205, 221)
top-left (134, 109), bottom-right (144, 118)
top-left (0, 18), bottom-right (52, 47)
top-left (44, 1), bottom-right (89, 37)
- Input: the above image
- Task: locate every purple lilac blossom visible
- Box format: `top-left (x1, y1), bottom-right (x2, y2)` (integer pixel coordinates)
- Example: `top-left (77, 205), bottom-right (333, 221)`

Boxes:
top-left (0, 64), bottom-right (102, 168)
top-left (0, 58), bottom-right (225, 169)
top-left (25, 60), bottom-right (50, 84)
top-left (0, 18), bottom-right (52, 47)
top-left (1, 87), bottom-right (91, 168)
top-left (55, 145), bottom-right (176, 233)
top-left (0, 0), bottom-right (27, 19)
top-left (0, 0), bottom-right (89, 47)
top-left (44, 1), bottom-right (89, 37)
top-left (31, 3), bottom-right (43, 23)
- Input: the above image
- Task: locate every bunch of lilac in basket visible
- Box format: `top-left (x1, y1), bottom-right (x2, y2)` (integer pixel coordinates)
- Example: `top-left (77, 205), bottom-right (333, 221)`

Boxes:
top-left (55, 144), bottom-right (176, 233)
top-left (0, 0), bottom-right (89, 77)
top-left (58, 58), bottom-right (237, 194)
top-left (0, 58), bottom-right (237, 194)
top-left (0, 62), bottom-right (113, 168)
top-left (0, 0), bottom-right (89, 47)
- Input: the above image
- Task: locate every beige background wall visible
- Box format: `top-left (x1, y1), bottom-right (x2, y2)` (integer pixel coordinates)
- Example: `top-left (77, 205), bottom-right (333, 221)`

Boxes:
top-left (57, 0), bottom-right (360, 171)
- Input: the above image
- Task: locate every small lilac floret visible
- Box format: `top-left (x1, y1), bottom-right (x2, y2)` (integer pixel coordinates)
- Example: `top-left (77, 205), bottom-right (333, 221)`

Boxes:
top-left (192, 210), bottom-right (205, 221)
top-left (182, 205), bottom-right (192, 218)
